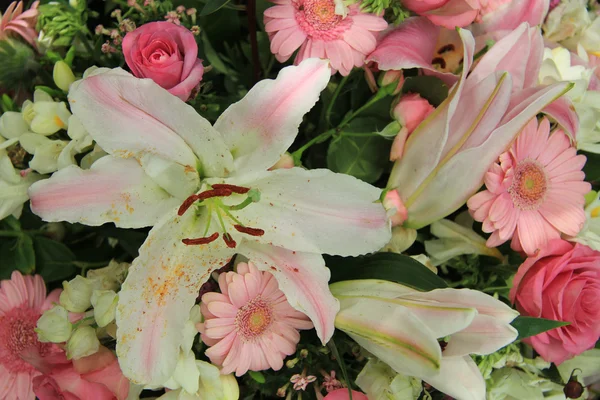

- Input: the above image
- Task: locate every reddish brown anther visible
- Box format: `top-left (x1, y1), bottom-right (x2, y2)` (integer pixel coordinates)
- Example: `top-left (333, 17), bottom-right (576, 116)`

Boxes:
top-left (233, 224), bottom-right (265, 236)
top-left (178, 194), bottom-right (200, 216)
top-left (182, 232), bottom-right (219, 245)
top-left (211, 184), bottom-right (250, 194)
top-left (197, 188), bottom-right (233, 200)
top-left (223, 233), bottom-right (237, 248)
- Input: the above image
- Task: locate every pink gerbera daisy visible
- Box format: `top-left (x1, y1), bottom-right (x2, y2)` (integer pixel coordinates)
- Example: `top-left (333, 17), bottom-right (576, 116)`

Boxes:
top-left (0, 271), bottom-right (62, 399)
top-left (198, 262), bottom-right (313, 376)
top-left (468, 117), bottom-right (591, 256)
top-left (0, 1), bottom-right (40, 48)
top-left (263, 0), bottom-right (388, 75)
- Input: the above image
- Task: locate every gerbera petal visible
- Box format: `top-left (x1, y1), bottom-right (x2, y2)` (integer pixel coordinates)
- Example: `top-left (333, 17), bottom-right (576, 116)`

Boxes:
top-left (29, 156), bottom-right (180, 228)
top-left (214, 58), bottom-right (330, 175)
top-left (343, 25), bottom-right (377, 54)
top-left (116, 209), bottom-right (235, 386)
top-left (230, 167), bottom-right (390, 256)
top-left (238, 241), bottom-right (337, 344)
top-left (69, 68), bottom-right (233, 179)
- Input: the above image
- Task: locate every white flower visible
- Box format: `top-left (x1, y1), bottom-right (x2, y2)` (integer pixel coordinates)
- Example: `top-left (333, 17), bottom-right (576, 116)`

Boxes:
top-left (538, 47), bottom-right (592, 102)
top-left (568, 191), bottom-right (600, 250)
top-left (21, 89), bottom-right (71, 135)
top-left (356, 359), bottom-right (422, 400)
top-left (60, 275), bottom-right (94, 312)
top-left (487, 369), bottom-right (566, 400)
top-left (91, 290), bottom-right (118, 327)
top-left (35, 305), bottom-right (72, 343)
top-left (53, 61), bottom-right (76, 92)
top-left (86, 259), bottom-right (129, 290)
top-left (157, 361), bottom-right (239, 400)
top-left (543, 0), bottom-right (600, 54)
top-left (66, 325), bottom-right (100, 359)
top-left (29, 59), bottom-right (391, 385)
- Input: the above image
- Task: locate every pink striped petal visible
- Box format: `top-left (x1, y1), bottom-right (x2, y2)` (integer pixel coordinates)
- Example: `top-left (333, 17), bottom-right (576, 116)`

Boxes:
top-left (214, 59), bottom-right (330, 175)
top-left (29, 156), bottom-right (180, 228)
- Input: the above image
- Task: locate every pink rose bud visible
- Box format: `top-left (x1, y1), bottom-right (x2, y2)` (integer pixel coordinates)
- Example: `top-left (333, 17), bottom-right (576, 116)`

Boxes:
top-left (390, 93), bottom-right (434, 161)
top-left (122, 21), bottom-right (204, 101)
top-left (324, 389), bottom-right (369, 400)
top-left (510, 240), bottom-right (600, 365)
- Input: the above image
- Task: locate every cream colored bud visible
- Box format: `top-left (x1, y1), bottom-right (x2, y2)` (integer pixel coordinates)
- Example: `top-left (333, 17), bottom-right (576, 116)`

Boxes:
top-left (53, 61), bottom-right (76, 92)
top-left (221, 373), bottom-right (240, 400)
top-left (60, 275), bottom-right (93, 312)
top-left (86, 260), bottom-right (129, 291)
top-left (35, 305), bottom-right (72, 343)
top-left (66, 326), bottom-right (100, 359)
top-left (91, 290), bottom-right (118, 327)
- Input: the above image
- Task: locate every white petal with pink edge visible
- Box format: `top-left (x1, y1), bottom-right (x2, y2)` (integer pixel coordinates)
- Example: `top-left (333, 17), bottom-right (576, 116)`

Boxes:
top-left (214, 59), bottom-right (330, 175)
top-left (227, 167), bottom-right (390, 256)
top-left (29, 156), bottom-right (181, 228)
top-left (115, 208), bottom-right (235, 385)
top-left (237, 241), bottom-right (339, 344)
top-left (423, 356), bottom-right (486, 400)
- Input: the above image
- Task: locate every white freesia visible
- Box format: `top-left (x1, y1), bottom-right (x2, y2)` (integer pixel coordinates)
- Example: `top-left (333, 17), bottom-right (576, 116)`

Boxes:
top-left (60, 275), bottom-right (94, 313)
top-left (21, 89), bottom-right (71, 135)
top-left (157, 361), bottom-right (239, 400)
top-left (28, 59), bottom-right (391, 385)
top-left (91, 289), bottom-right (118, 327)
top-left (569, 191), bottom-right (600, 250)
top-left (35, 304), bottom-right (72, 343)
top-left (543, 0), bottom-right (600, 54)
top-left (356, 359), bottom-right (422, 400)
top-left (331, 279), bottom-right (519, 400)
top-left (66, 325), bottom-right (100, 359)
top-left (86, 259), bottom-right (129, 290)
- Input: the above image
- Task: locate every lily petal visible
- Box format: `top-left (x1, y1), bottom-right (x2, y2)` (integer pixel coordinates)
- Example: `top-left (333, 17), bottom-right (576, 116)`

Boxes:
top-left (238, 241), bottom-right (339, 344)
top-left (335, 296), bottom-right (442, 378)
top-left (424, 356), bottom-right (486, 400)
top-left (214, 58), bottom-right (330, 175)
top-left (116, 209), bottom-right (235, 385)
top-left (69, 68), bottom-right (232, 180)
top-left (229, 167), bottom-right (390, 256)
top-left (29, 156), bottom-right (180, 228)
top-left (442, 314), bottom-right (518, 357)
top-left (329, 279), bottom-right (417, 298)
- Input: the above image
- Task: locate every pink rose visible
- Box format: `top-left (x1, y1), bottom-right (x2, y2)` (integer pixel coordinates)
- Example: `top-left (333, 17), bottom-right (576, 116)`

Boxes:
top-left (401, 0), bottom-right (481, 28)
top-left (33, 346), bottom-right (130, 400)
top-left (122, 21), bottom-right (204, 101)
top-left (324, 389), bottom-right (369, 400)
top-left (509, 240), bottom-right (600, 364)
top-left (390, 93), bottom-right (435, 161)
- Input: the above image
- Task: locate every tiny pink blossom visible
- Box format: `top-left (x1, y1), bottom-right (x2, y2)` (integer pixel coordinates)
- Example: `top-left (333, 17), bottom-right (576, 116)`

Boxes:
top-left (264, 0), bottom-right (388, 76)
top-left (290, 373), bottom-right (317, 391)
top-left (0, 1), bottom-right (39, 47)
top-left (468, 117), bottom-right (591, 256)
top-left (0, 271), bottom-right (62, 399)
top-left (176, 5), bottom-right (186, 13)
top-left (198, 262), bottom-right (313, 376)
top-left (322, 370), bottom-right (343, 392)
top-left (186, 7), bottom-right (197, 15)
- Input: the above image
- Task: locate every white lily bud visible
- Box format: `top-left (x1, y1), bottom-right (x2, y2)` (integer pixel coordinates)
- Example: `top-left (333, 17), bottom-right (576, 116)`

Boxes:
top-left (91, 290), bottom-right (118, 327)
top-left (60, 275), bottom-right (94, 312)
top-left (53, 61), bottom-right (76, 92)
top-left (35, 305), bottom-right (72, 343)
top-left (66, 325), bottom-right (100, 360)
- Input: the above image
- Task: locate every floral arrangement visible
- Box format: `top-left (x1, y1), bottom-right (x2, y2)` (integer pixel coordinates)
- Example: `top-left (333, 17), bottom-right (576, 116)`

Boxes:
top-left (1, 0), bottom-right (600, 399)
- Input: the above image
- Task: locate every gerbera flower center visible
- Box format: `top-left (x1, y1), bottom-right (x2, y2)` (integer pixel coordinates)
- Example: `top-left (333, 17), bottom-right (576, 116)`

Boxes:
top-left (0, 306), bottom-right (50, 373)
top-left (235, 297), bottom-right (273, 341)
top-left (508, 159), bottom-right (548, 210)
top-left (294, 0), bottom-right (351, 40)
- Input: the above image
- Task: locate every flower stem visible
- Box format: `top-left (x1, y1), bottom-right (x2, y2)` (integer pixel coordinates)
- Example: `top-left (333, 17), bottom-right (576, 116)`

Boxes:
top-left (325, 74), bottom-right (350, 127)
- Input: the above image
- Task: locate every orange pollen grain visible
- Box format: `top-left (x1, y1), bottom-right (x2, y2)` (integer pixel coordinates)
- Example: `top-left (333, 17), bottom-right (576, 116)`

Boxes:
top-left (508, 159), bottom-right (548, 210)
top-left (235, 297), bottom-right (273, 341)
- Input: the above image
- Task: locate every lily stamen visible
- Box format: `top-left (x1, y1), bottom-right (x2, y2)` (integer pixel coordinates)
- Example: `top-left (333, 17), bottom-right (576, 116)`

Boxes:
top-left (211, 184), bottom-right (250, 194)
top-left (223, 233), bottom-right (237, 248)
top-left (233, 225), bottom-right (265, 236)
top-left (182, 232), bottom-right (219, 245)
top-left (177, 188), bottom-right (234, 216)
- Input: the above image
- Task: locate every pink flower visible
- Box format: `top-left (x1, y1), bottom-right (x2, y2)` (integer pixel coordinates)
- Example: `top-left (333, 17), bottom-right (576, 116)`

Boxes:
top-left (264, 0), bottom-right (388, 76)
top-left (475, 0), bottom-right (550, 33)
top-left (122, 21), bottom-right (204, 101)
top-left (33, 346), bottom-right (130, 400)
top-left (198, 262), bottom-right (313, 376)
top-left (290, 372), bottom-right (317, 390)
top-left (468, 117), bottom-right (590, 256)
top-left (0, 1), bottom-right (39, 47)
top-left (509, 240), bottom-right (600, 364)
top-left (0, 270), bottom-right (62, 399)
top-left (390, 93), bottom-right (435, 161)
top-left (401, 0), bottom-right (481, 29)
top-left (322, 370), bottom-right (342, 392)
top-left (324, 389), bottom-right (369, 400)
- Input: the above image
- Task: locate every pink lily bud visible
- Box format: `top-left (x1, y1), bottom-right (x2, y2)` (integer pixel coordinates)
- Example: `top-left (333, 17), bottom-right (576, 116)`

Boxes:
top-left (390, 93), bottom-right (435, 161)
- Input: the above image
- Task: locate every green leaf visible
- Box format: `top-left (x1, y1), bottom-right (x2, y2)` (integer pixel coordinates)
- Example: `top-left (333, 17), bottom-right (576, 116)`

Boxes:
top-left (402, 76), bottom-right (449, 107)
top-left (327, 117), bottom-right (391, 183)
top-left (326, 252), bottom-right (448, 291)
top-left (200, 32), bottom-right (233, 76)
top-left (581, 151), bottom-right (600, 184)
top-left (34, 236), bottom-right (76, 283)
top-left (511, 316), bottom-right (570, 340)
top-left (0, 235), bottom-right (36, 278)
top-left (200, 0), bottom-right (232, 16)
top-left (248, 371), bottom-right (265, 384)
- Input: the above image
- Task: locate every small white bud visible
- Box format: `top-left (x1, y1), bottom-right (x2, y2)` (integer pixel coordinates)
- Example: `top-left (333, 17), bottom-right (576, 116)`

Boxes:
top-left (35, 305), bottom-right (72, 343)
top-left (66, 326), bottom-right (100, 360)
top-left (53, 61), bottom-right (76, 92)
top-left (60, 275), bottom-right (93, 312)
top-left (91, 290), bottom-right (118, 328)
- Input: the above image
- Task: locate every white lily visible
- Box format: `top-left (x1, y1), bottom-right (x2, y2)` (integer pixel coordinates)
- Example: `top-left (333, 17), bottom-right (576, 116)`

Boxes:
top-left (28, 58), bottom-right (391, 385)
top-left (331, 279), bottom-right (519, 400)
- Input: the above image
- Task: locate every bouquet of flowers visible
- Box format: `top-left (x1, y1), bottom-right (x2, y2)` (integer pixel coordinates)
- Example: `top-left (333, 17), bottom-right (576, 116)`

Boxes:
top-left (1, 0), bottom-right (599, 398)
